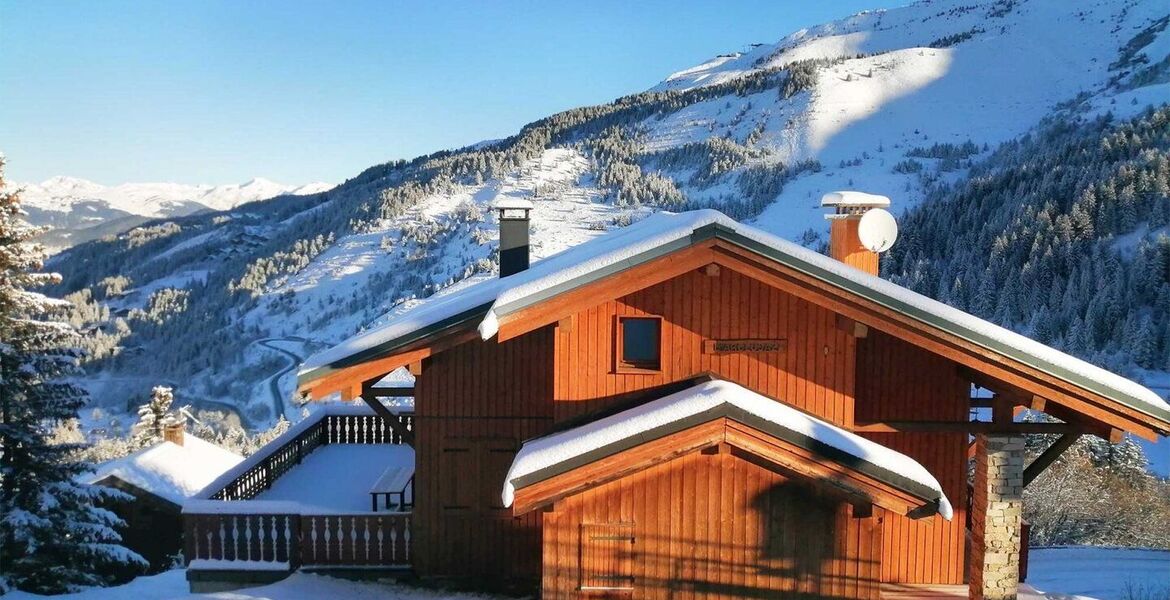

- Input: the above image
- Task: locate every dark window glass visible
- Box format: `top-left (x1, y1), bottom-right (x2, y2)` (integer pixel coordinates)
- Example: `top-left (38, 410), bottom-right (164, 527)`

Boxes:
top-left (621, 317), bottom-right (660, 369)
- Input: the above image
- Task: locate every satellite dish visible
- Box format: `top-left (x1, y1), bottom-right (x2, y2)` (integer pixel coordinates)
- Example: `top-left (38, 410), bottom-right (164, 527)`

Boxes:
top-left (858, 208), bottom-right (898, 253)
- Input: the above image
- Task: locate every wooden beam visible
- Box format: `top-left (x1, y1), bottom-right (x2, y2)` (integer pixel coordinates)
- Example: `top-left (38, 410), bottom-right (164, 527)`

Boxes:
top-left (969, 396), bottom-right (995, 409)
top-left (835, 314), bottom-right (869, 338)
top-left (854, 420), bottom-right (1086, 434)
top-left (358, 375), bottom-right (415, 447)
top-left (407, 360), bottom-right (424, 376)
top-left (299, 328), bottom-right (478, 399)
top-left (1023, 433), bottom-right (1081, 487)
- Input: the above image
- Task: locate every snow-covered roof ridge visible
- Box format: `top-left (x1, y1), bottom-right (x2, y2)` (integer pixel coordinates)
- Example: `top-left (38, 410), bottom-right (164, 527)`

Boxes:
top-left (196, 402), bottom-right (376, 500)
top-left (503, 379), bottom-right (954, 520)
top-left (88, 433), bottom-right (244, 506)
top-left (299, 209), bottom-right (1169, 424)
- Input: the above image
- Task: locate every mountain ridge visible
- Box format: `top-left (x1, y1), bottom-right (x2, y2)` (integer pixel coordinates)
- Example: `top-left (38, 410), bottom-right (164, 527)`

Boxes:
top-left (37, 0), bottom-right (1169, 481)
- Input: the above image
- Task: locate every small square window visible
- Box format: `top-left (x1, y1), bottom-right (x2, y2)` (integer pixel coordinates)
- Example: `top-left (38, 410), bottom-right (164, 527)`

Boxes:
top-left (617, 316), bottom-right (661, 372)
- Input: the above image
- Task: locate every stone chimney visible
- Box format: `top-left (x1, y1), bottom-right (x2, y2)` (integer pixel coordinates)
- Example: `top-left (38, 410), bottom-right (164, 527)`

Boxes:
top-left (163, 419), bottom-right (185, 446)
top-left (821, 191), bottom-right (892, 276)
top-left (495, 197), bottom-right (533, 277)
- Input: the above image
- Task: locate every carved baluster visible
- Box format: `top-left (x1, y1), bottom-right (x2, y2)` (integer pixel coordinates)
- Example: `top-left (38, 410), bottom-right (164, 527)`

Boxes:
top-left (323, 517), bottom-right (331, 562)
top-left (363, 519), bottom-right (371, 562)
top-left (388, 522), bottom-right (396, 562)
top-left (311, 517), bottom-right (319, 563)
top-left (256, 514), bottom-right (265, 561)
top-left (217, 518), bottom-right (226, 561)
top-left (232, 517), bottom-right (241, 561)
top-left (244, 517), bottom-right (253, 561)
top-left (403, 516), bottom-right (411, 561)
top-left (284, 517), bottom-right (293, 565)
top-left (350, 517), bottom-right (358, 560)
top-left (270, 516), bottom-right (279, 563)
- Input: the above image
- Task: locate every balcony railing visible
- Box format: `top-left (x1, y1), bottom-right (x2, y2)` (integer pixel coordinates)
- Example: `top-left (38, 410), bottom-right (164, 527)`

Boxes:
top-left (203, 405), bottom-right (413, 501)
top-left (184, 502), bottom-right (412, 570)
top-left (187, 404), bottom-right (415, 572)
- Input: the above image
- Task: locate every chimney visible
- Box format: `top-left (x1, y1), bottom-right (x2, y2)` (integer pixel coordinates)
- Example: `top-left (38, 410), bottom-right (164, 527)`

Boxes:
top-left (495, 197), bottom-right (534, 277)
top-left (821, 191), bottom-right (892, 276)
top-left (163, 419), bottom-right (185, 446)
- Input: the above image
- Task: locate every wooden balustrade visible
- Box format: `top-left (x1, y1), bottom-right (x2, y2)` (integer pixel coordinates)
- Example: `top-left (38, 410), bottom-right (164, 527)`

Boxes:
top-left (301, 513), bottom-right (412, 567)
top-left (184, 509), bottom-right (412, 569)
top-left (209, 412), bottom-right (413, 501)
top-left (185, 511), bottom-right (302, 568)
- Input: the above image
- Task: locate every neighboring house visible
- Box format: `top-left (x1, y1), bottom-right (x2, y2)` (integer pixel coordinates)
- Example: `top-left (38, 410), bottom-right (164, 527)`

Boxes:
top-left (90, 422), bottom-right (243, 571)
top-left (188, 195), bottom-right (1170, 600)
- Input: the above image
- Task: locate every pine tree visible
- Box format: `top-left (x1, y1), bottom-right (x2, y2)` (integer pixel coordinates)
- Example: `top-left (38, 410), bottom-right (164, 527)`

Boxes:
top-left (0, 159), bottom-right (146, 592)
top-left (131, 385), bottom-right (175, 447)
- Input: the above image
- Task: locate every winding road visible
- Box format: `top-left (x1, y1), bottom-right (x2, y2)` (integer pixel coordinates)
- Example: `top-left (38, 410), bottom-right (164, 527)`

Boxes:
top-left (253, 337), bottom-right (315, 423)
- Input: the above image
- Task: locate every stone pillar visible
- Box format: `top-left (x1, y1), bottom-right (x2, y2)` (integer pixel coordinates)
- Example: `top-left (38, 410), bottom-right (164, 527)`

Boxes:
top-left (969, 435), bottom-right (1024, 600)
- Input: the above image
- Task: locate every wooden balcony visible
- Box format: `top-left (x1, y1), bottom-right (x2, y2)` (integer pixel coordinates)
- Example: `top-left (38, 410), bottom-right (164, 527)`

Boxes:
top-left (185, 405), bottom-right (415, 576)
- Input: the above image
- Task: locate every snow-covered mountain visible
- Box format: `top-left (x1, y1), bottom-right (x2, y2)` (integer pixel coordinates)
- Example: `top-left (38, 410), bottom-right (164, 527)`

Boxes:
top-left (15, 176), bottom-right (333, 251)
top-left (40, 0), bottom-right (1170, 470)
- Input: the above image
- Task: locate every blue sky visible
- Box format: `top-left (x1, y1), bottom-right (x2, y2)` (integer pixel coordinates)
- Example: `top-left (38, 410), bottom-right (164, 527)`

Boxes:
top-left (0, 1), bottom-right (907, 186)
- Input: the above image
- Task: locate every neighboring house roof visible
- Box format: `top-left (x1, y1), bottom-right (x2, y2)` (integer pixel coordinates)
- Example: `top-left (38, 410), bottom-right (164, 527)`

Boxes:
top-left (297, 209), bottom-right (1170, 427)
top-left (88, 433), bottom-right (244, 506)
top-left (503, 379), bottom-right (953, 520)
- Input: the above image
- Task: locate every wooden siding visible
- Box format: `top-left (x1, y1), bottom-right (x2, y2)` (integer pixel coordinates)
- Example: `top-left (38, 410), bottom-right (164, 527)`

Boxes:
top-left (553, 267), bottom-right (857, 428)
top-left (856, 330), bottom-right (970, 585)
top-left (412, 326), bottom-right (555, 581)
top-left (541, 449), bottom-right (883, 600)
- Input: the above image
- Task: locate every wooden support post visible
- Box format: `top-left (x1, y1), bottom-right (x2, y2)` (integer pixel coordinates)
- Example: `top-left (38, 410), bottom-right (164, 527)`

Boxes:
top-left (356, 375), bottom-right (415, 447)
top-left (1022, 433), bottom-right (1081, 488)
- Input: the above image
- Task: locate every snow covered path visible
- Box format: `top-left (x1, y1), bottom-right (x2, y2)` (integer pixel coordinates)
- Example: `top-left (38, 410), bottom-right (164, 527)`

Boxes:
top-left (5, 571), bottom-right (504, 600)
top-left (8, 547), bottom-right (1165, 599)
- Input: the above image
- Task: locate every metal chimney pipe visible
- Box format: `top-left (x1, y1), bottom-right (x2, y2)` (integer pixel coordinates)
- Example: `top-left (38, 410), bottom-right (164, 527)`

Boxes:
top-left (494, 197), bottom-right (534, 277)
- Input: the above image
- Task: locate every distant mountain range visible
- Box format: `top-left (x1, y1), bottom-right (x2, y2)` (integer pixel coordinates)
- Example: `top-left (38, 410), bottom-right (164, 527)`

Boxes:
top-left (14, 176), bottom-right (332, 251)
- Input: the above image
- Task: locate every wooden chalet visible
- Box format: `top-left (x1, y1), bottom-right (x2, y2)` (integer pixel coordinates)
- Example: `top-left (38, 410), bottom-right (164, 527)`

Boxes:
top-left (206, 195), bottom-right (1170, 599)
top-left (90, 422), bottom-right (242, 573)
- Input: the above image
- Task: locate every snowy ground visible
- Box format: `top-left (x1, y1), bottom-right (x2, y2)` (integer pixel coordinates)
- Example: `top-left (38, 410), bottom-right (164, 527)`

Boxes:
top-left (1028, 547), bottom-right (1170, 600)
top-left (254, 445), bottom-right (414, 512)
top-left (9, 547), bottom-right (1165, 600)
top-left (5, 571), bottom-right (502, 600)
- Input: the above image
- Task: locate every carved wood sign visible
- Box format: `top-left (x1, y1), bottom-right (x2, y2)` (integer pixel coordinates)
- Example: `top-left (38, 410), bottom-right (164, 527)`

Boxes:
top-left (702, 339), bottom-right (787, 354)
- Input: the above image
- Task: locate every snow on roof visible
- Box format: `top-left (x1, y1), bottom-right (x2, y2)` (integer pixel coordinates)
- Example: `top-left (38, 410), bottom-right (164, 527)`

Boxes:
top-left (502, 379), bottom-right (953, 520)
top-left (493, 196), bottom-right (535, 210)
top-left (299, 209), bottom-right (1169, 423)
top-left (820, 190), bottom-right (891, 208)
top-left (88, 433), bottom-right (243, 506)
top-left (372, 367), bottom-right (415, 389)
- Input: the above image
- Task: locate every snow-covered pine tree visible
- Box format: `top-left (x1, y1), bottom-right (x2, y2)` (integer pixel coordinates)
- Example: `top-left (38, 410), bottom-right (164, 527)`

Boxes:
top-left (0, 159), bottom-right (146, 593)
top-left (131, 385), bottom-right (175, 447)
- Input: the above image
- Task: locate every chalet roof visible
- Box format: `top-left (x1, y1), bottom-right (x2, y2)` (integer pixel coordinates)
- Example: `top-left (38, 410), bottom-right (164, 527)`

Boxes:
top-left (87, 433), bottom-right (243, 506)
top-left (297, 209), bottom-right (1170, 425)
top-left (503, 379), bottom-right (953, 519)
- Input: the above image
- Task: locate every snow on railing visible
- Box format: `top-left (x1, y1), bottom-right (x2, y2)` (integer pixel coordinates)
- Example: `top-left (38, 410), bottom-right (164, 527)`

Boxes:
top-left (199, 403), bottom-right (413, 501)
top-left (184, 500), bottom-right (412, 570)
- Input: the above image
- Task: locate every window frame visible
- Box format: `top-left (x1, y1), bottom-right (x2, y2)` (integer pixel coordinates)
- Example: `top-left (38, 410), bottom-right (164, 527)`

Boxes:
top-left (614, 315), bottom-right (663, 374)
